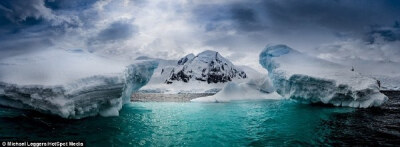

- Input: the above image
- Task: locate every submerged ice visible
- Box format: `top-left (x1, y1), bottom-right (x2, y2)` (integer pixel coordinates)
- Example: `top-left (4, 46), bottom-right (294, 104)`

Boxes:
top-left (259, 45), bottom-right (388, 108)
top-left (0, 49), bottom-right (158, 119)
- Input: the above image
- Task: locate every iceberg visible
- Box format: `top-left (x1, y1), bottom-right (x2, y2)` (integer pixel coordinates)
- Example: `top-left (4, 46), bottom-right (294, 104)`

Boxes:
top-left (259, 45), bottom-right (388, 108)
top-left (0, 49), bottom-right (158, 119)
top-left (0, 61), bottom-right (157, 119)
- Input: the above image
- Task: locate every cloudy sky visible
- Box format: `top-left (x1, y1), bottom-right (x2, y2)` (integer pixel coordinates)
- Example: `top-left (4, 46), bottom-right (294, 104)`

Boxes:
top-left (0, 0), bottom-right (399, 74)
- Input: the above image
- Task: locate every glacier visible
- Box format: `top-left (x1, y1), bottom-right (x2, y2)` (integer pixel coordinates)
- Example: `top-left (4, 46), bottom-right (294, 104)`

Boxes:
top-left (259, 45), bottom-right (388, 108)
top-left (0, 49), bottom-right (158, 119)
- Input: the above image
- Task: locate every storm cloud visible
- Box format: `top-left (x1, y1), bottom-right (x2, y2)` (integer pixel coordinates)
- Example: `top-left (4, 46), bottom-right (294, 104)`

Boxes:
top-left (0, 0), bottom-right (399, 74)
top-left (89, 20), bottom-right (138, 44)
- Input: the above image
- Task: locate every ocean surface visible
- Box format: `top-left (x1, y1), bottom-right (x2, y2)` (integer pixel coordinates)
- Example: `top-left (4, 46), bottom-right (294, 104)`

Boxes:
top-left (0, 92), bottom-right (399, 146)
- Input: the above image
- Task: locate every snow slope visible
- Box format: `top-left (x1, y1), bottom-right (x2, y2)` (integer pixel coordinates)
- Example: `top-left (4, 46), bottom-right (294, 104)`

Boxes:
top-left (311, 56), bottom-right (400, 91)
top-left (368, 75), bottom-right (400, 91)
top-left (0, 49), bottom-right (158, 119)
top-left (191, 76), bottom-right (281, 102)
top-left (259, 45), bottom-right (388, 108)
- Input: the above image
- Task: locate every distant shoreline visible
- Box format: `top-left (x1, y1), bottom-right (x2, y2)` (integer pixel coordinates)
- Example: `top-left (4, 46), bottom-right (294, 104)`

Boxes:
top-left (131, 93), bottom-right (215, 102)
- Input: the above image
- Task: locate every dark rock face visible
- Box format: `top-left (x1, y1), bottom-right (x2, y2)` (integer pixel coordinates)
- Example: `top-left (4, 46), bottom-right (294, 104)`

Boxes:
top-left (163, 50), bottom-right (247, 84)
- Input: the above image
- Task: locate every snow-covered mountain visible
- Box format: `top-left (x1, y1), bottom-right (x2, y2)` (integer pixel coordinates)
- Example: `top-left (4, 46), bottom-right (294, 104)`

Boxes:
top-left (139, 50), bottom-right (250, 93)
top-left (164, 50), bottom-right (247, 84)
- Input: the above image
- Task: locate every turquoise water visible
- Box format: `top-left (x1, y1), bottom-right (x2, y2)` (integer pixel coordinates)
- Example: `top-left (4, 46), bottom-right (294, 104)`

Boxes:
top-left (0, 99), bottom-right (363, 146)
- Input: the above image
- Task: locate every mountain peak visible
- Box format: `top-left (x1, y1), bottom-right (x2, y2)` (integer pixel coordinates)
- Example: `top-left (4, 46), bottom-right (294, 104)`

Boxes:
top-left (177, 53), bottom-right (195, 65)
top-left (195, 50), bottom-right (227, 64)
top-left (197, 50), bottom-right (220, 57)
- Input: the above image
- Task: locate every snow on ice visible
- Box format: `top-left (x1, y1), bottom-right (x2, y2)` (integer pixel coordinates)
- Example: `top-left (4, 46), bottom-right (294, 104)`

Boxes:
top-left (0, 49), bottom-right (158, 119)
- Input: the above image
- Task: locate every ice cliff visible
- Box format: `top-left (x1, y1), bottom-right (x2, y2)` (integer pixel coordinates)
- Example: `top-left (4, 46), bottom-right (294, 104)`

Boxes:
top-left (259, 45), bottom-right (388, 108)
